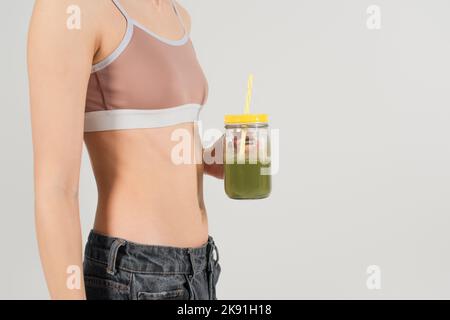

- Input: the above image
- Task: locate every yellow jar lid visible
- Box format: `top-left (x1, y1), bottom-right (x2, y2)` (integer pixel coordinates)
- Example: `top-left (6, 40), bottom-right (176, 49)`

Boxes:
top-left (224, 114), bottom-right (269, 124)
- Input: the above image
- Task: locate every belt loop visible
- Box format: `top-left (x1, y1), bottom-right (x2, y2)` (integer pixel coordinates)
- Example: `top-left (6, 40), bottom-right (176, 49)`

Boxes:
top-left (207, 238), bottom-right (219, 300)
top-left (185, 249), bottom-right (196, 300)
top-left (187, 248), bottom-right (196, 276)
top-left (213, 241), bottom-right (219, 264)
top-left (208, 237), bottom-right (219, 264)
top-left (106, 239), bottom-right (126, 275)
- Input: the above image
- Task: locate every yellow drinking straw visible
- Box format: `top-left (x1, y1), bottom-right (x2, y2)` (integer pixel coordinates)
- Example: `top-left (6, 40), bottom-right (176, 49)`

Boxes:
top-left (239, 74), bottom-right (254, 160)
top-left (245, 74), bottom-right (253, 114)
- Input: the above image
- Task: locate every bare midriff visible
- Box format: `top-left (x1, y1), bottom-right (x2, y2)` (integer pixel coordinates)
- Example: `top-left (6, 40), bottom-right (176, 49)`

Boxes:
top-left (83, 122), bottom-right (209, 248)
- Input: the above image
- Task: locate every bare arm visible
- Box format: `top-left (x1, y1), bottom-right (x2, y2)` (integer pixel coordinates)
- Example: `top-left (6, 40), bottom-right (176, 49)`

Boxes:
top-left (28, 0), bottom-right (100, 299)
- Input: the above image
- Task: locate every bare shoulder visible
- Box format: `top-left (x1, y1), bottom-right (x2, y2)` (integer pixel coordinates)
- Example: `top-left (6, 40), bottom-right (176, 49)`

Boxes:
top-left (31, 0), bottom-right (106, 18)
top-left (29, 0), bottom-right (117, 63)
top-left (174, 1), bottom-right (192, 33)
top-left (29, 0), bottom-right (106, 38)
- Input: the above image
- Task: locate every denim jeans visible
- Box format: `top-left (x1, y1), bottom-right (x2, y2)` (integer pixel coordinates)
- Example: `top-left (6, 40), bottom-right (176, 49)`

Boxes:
top-left (83, 230), bottom-right (221, 300)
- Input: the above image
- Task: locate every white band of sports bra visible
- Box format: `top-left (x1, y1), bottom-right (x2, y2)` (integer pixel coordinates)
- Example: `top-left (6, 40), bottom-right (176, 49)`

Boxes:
top-left (84, 104), bottom-right (202, 132)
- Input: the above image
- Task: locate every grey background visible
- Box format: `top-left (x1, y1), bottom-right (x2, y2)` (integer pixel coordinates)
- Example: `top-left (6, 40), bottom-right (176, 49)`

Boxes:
top-left (1, 0), bottom-right (450, 299)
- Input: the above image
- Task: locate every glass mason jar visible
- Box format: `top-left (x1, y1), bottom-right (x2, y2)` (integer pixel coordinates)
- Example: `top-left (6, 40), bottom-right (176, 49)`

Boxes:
top-left (224, 114), bottom-right (271, 199)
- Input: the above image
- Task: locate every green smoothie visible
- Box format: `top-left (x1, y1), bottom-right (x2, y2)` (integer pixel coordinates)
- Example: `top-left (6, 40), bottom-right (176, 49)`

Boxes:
top-left (224, 161), bottom-right (271, 200)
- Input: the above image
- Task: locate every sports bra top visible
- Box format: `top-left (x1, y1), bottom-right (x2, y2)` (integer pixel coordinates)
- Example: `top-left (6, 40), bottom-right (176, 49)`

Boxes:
top-left (84, 0), bottom-right (208, 132)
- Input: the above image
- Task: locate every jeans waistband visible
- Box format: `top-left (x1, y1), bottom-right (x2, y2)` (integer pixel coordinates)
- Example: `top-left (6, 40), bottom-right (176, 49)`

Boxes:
top-left (84, 230), bottom-right (219, 275)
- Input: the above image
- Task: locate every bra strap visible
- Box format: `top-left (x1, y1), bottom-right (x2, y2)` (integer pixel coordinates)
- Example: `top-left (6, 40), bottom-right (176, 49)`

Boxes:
top-left (112, 0), bottom-right (186, 35)
top-left (111, 0), bottom-right (130, 21)
top-left (171, 0), bottom-right (187, 34)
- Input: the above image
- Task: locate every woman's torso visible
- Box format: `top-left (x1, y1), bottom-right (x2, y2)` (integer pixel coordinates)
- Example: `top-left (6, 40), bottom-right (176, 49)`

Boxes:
top-left (83, 0), bottom-right (209, 247)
